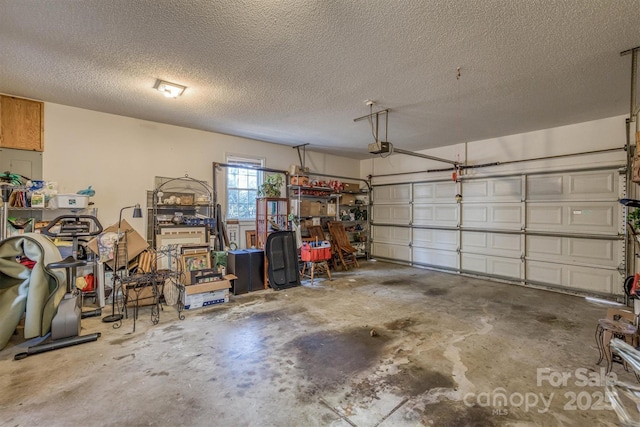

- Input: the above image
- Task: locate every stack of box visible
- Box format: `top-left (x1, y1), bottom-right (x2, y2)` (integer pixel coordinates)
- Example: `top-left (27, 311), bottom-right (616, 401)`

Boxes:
top-left (183, 273), bottom-right (237, 310)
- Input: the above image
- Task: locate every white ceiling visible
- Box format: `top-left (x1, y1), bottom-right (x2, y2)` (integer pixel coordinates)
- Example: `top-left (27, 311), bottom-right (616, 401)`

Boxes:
top-left (1, 1), bottom-right (639, 160)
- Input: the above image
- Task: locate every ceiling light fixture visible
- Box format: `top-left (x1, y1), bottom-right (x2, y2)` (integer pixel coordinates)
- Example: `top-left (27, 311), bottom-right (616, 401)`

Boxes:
top-left (154, 79), bottom-right (186, 98)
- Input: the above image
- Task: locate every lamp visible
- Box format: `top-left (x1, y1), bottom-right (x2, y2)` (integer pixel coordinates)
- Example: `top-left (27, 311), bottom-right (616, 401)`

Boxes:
top-left (154, 79), bottom-right (186, 98)
top-left (103, 204), bottom-right (143, 323)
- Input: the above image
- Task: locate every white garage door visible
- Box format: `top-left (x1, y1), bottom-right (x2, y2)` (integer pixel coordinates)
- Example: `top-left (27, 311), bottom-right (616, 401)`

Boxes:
top-left (371, 168), bottom-right (625, 296)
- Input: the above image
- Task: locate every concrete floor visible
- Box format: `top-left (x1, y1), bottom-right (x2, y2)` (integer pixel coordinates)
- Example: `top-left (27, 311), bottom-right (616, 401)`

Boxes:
top-left (0, 260), bottom-right (635, 426)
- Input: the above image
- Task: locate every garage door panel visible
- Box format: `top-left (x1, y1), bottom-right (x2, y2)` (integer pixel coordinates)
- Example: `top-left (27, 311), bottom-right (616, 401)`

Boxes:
top-left (464, 181), bottom-right (489, 199)
top-left (527, 170), bottom-right (619, 201)
top-left (461, 231), bottom-right (522, 257)
top-left (461, 253), bottom-right (522, 279)
top-left (372, 242), bottom-right (411, 260)
top-left (413, 203), bottom-right (458, 226)
top-left (413, 228), bottom-right (458, 251)
top-left (372, 226), bottom-right (411, 245)
top-left (527, 235), bottom-right (562, 256)
top-left (527, 202), bottom-right (618, 234)
top-left (375, 184), bottom-right (411, 204)
top-left (526, 235), bottom-right (620, 268)
top-left (527, 260), bottom-right (621, 295)
top-left (567, 239), bottom-right (617, 264)
top-left (528, 175), bottom-right (564, 198)
top-left (567, 268), bottom-right (618, 295)
top-left (413, 182), bottom-right (456, 203)
top-left (568, 206), bottom-right (613, 228)
top-left (463, 177), bottom-right (522, 202)
top-left (412, 247), bottom-right (458, 269)
top-left (569, 173), bottom-right (614, 196)
top-left (462, 204), bottom-right (523, 230)
top-left (373, 205), bottom-right (411, 225)
top-left (527, 261), bottom-right (563, 285)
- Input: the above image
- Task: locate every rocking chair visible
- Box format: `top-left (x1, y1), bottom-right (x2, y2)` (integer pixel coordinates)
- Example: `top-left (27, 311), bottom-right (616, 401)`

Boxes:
top-left (327, 221), bottom-right (359, 271)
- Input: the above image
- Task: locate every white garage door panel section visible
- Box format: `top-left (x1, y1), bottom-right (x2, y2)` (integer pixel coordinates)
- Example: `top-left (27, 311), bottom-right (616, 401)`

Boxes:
top-left (461, 253), bottom-right (523, 279)
top-left (461, 204), bottom-right (524, 230)
top-left (370, 166), bottom-right (623, 297)
top-left (372, 226), bottom-right (411, 245)
top-left (413, 247), bottom-right (459, 269)
top-left (526, 235), bottom-right (621, 268)
top-left (374, 184), bottom-right (411, 204)
top-left (526, 202), bottom-right (618, 235)
top-left (413, 181), bottom-right (457, 203)
top-left (527, 170), bottom-right (619, 201)
top-left (372, 242), bottom-right (411, 260)
top-left (526, 261), bottom-right (621, 295)
top-left (372, 205), bottom-right (411, 225)
top-left (413, 203), bottom-right (458, 227)
top-left (461, 231), bottom-right (523, 258)
top-left (413, 228), bottom-right (458, 251)
top-left (463, 177), bottom-right (523, 202)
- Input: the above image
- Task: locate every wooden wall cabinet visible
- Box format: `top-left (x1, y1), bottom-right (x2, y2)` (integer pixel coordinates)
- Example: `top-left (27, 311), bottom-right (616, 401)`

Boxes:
top-left (0, 95), bottom-right (44, 152)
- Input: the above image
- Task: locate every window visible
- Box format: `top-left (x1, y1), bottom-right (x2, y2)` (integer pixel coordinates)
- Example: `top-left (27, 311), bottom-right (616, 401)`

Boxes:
top-left (226, 156), bottom-right (263, 220)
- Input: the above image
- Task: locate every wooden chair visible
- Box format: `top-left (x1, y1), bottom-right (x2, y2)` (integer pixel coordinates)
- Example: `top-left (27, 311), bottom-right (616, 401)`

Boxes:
top-left (306, 225), bottom-right (327, 244)
top-left (327, 221), bottom-right (359, 271)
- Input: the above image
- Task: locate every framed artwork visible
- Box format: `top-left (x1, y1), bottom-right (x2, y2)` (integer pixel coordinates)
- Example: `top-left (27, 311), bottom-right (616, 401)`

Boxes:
top-left (245, 230), bottom-right (257, 248)
top-left (181, 252), bottom-right (211, 272)
top-left (181, 244), bottom-right (210, 255)
top-left (156, 233), bottom-right (208, 270)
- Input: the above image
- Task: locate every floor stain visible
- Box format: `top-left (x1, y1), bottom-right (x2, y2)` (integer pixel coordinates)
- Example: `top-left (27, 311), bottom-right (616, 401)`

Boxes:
top-left (382, 279), bottom-right (418, 286)
top-left (162, 324), bottom-right (184, 332)
top-left (384, 318), bottom-right (415, 331)
top-left (288, 328), bottom-right (390, 390)
top-left (418, 400), bottom-right (498, 427)
top-left (110, 335), bottom-right (135, 345)
top-left (424, 287), bottom-right (450, 297)
top-left (385, 363), bottom-right (454, 395)
top-left (150, 371), bottom-right (169, 377)
top-left (535, 314), bottom-right (558, 324)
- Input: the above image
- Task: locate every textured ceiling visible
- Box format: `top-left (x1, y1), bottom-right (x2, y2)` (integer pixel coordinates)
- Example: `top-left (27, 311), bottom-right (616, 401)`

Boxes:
top-left (1, 1), bottom-right (639, 159)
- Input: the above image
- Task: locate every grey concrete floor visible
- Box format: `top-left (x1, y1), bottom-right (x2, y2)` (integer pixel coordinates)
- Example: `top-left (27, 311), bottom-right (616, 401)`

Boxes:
top-left (0, 260), bottom-right (636, 426)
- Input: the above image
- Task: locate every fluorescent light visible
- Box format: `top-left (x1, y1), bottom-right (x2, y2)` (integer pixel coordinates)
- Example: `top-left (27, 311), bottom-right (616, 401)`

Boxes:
top-left (154, 79), bottom-right (186, 98)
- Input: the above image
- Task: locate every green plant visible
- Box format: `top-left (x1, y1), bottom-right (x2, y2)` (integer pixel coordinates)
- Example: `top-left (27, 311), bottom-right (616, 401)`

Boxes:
top-left (258, 173), bottom-right (284, 197)
top-left (628, 208), bottom-right (640, 232)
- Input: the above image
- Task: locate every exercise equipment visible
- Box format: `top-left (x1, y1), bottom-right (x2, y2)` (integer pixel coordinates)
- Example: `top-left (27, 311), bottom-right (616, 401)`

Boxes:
top-left (14, 215), bottom-right (103, 360)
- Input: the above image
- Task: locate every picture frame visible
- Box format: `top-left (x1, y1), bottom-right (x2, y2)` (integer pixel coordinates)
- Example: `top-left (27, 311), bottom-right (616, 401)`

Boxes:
top-left (245, 230), bottom-right (257, 248)
top-left (180, 243), bottom-right (210, 255)
top-left (181, 251), bottom-right (211, 272)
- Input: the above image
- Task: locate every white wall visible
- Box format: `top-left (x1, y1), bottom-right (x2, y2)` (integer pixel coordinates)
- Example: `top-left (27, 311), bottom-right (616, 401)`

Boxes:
top-left (43, 103), bottom-right (360, 239)
top-left (361, 115), bottom-right (629, 184)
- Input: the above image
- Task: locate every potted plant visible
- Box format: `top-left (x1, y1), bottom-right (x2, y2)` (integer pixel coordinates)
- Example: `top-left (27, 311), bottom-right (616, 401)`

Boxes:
top-left (628, 208), bottom-right (640, 234)
top-left (258, 173), bottom-right (284, 198)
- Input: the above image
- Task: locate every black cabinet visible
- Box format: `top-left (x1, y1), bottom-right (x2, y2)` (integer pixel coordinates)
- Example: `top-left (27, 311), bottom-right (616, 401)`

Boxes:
top-left (227, 249), bottom-right (264, 294)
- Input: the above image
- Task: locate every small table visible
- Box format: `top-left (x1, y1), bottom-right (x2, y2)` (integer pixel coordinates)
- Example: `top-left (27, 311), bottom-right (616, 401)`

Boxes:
top-left (595, 318), bottom-right (639, 379)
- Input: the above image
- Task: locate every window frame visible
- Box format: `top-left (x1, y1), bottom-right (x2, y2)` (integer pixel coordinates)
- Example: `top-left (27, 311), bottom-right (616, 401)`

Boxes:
top-left (225, 155), bottom-right (264, 221)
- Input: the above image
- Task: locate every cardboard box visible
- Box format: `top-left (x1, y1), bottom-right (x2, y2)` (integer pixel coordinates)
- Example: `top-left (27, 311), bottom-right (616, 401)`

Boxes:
top-left (342, 183), bottom-right (360, 193)
top-left (604, 308), bottom-right (638, 348)
top-left (184, 289), bottom-right (230, 310)
top-left (340, 194), bottom-right (356, 206)
top-left (125, 283), bottom-right (156, 307)
top-left (300, 200), bottom-right (326, 217)
top-left (327, 202), bottom-right (337, 216)
top-left (87, 219), bottom-right (150, 269)
top-left (290, 175), bottom-right (309, 186)
top-left (184, 274), bottom-right (236, 295)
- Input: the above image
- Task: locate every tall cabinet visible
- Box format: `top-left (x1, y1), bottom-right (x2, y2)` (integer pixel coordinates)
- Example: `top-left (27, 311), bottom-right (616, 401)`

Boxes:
top-left (255, 197), bottom-right (289, 249)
